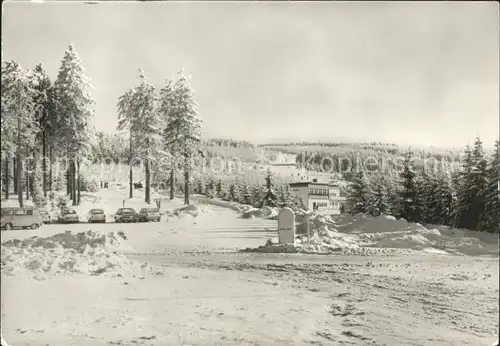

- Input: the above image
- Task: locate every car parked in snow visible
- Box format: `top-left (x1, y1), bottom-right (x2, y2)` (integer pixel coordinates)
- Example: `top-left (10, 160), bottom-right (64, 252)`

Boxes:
top-left (57, 209), bottom-right (80, 224)
top-left (114, 208), bottom-right (138, 223)
top-left (87, 208), bottom-right (106, 223)
top-left (138, 208), bottom-right (161, 222)
top-left (1, 207), bottom-right (44, 230)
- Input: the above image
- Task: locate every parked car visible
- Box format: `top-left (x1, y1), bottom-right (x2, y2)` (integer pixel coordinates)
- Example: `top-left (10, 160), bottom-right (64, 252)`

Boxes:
top-left (57, 209), bottom-right (80, 224)
top-left (114, 208), bottom-right (138, 223)
top-left (87, 208), bottom-right (106, 223)
top-left (138, 207), bottom-right (161, 222)
top-left (1, 206), bottom-right (44, 230)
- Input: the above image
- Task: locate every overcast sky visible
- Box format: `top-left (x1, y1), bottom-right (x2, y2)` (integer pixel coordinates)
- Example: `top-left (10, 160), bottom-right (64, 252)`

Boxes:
top-left (2, 1), bottom-right (499, 148)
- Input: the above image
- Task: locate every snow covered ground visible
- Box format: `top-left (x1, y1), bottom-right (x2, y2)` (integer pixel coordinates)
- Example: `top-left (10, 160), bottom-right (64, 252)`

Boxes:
top-left (1, 186), bottom-right (499, 345)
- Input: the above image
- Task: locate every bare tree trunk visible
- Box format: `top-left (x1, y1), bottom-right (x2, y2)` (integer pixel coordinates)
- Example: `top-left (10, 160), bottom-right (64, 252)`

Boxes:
top-left (169, 168), bottom-right (174, 200)
top-left (25, 169), bottom-right (30, 201)
top-left (17, 152), bottom-right (23, 208)
top-left (77, 159), bottom-right (81, 205)
top-left (129, 132), bottom-right (133, 199)
top-left (66, 165), bottom-right (71, 196)
top-left (184, 154), bottom-right (190, 205)
top-left (29, 175), bottom-right (34, 200)
top-left (48, 144), bottom-right (53, 192)
top-left (184, 170), bottom-right (189, 205)
top-left (145, 158), bottom-right (150, 204)
top-left (4, 157), bottom-right (9, 200)
top-left (72, 160), bottom-right (77, 206)
top-left (42, 128), bottom-right (47, 197)
top-left (49, 146), bottom-right (54, 191)
top-left (13, 157), bottom-right (17, 195)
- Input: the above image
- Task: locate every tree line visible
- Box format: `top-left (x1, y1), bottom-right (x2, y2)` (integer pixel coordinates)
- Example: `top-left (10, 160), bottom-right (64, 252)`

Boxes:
top-left (1, 44), bottom-right (94, 208)
top-left (183, 168), bottom-right (301, 210)
top-left (117, 68), bottom-right (202, 205)
top-left (346, 137), bottom-right (499, 233)
top-left (1, 44), bottom-right (204, 209)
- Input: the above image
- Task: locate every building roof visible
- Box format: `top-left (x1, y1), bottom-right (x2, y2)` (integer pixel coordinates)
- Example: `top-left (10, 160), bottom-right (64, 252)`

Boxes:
top-left (289, 181), bottom-right (340, 188)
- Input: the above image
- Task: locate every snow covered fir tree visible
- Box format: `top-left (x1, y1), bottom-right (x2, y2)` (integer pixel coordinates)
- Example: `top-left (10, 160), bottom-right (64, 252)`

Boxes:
top-left (344, 138), bottom-right (499, 233)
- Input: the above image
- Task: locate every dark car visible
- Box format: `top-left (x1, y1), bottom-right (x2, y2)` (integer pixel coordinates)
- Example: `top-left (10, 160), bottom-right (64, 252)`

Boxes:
top-left (114, 208), bottom-right (138, 223)
top-left (138, 208), bottom-right (161, 222)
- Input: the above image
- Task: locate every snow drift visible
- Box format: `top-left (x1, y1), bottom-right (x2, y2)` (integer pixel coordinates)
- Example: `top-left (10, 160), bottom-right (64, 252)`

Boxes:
top-left (1, 231), bottom-right (157, 278)
top-left (165, 204), bottom-right (209, 218)
top-left (240, 206), bottom-right (279, 220)
top-left (247, 213), bottom-right (498, 256)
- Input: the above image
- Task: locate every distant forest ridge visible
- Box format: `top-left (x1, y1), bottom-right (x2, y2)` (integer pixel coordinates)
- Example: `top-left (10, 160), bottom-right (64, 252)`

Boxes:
top-left (89, 132), bottom-right (495, 167)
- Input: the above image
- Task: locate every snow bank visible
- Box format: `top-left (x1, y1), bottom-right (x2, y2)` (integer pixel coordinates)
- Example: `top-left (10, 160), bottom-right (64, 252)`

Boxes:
top-left (248, 213), bottom-right (498, 256)
top-left (1, 231), bottom-right (157, 278)
top-left (165, 203), bottom-right (209, 218)
top-left (240, 206), bottom-right (279, 220)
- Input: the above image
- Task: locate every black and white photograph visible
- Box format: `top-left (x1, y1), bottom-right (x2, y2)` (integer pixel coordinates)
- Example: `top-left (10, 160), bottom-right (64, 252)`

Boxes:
top-left (1, 1), bottom-right (499, 345)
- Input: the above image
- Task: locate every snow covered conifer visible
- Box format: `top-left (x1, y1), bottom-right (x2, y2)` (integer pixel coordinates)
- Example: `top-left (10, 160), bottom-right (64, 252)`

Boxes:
top-left (455, 144), bottom-right (475, 228)
top-left (398, 150), bottom-right (424, 222)
top-left (346, 164), bottom-right (371, 215)
top-left (54, 44), bottom-right (95, 205)
top-left (161, 70), bottom-right (202, 205)
top-left (117, 69), bottom-right (162, 204)
top-left (455, 138), bottom-right (488, 230)
top-left (31, 63), bottom-right (55, 197)
top-left (262, 168), bottom-right (278, 207)
top-left (1, 60), bottom-right (38, 207)
top-left (482, 141), bottom-right (499, 232)
top-left (366, 174), bottom-right (389, 217)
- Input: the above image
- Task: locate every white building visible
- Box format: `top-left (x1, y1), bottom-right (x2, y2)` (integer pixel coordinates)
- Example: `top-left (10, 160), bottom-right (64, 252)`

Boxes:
top-left (289, 181), bottom-right (345, 214)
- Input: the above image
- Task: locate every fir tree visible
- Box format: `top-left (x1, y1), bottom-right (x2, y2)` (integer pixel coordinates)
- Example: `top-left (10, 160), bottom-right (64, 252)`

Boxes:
top-left (398, 151), bottom-right (423, 222)
top-left (456, 139), bottom-right (489, 230)
top-left (239, 181), bottom-right (252, 205)
top-left (419, 170), bottom-right (439, 223)
top-left (367, 174), bottom-right (389, 217)
top-left (54, 44), bottom-right (95, 205)
top-left (31, 63), bottom-right (54, 197)
top-left (1, 60), bottom-right (38, 207)
top-left (385, 171), bottom-right (400, 216)
top-left (276, 184), bottom-right (287, 208)
top-left (346, 165), bottom-right (371, 215)
top-left (482, 140), bottom-right (499, 232)
top-left (455, 144), bottom-right (475, 228)
top-left (228, 182), bottom-right (239, 202)
top-left (215, 179), bottom-right (223, 198)
top-left (117, 69), bottom-right (162, 204)
top-left (469, 137), bottom-right (489, 230)
top-left (161, 70), bottom-right (202, 205)
top-left (262, 168), bottom-right (278, 207)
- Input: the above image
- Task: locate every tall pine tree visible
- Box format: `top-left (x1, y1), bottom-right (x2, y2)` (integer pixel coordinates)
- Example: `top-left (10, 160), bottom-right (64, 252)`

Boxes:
top-left (161, 70), bottom-right (203, 205)
top-left (54, 44), bottom-right (95, 206)
top-left (346, 165), bottom-right (371, 215)
top-left (366, 173), bottom-right (389, 217)
top-left (1, 60), bottom-right (38, 207)
top-left (398, 151), bottom-right (423, 222)
top-left (482, 140), bottom-right (499, 232)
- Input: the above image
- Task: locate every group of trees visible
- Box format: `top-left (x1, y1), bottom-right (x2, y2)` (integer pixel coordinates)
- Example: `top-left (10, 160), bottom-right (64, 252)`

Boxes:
top-left (117, 68), bottom-right (202, 205)
top-left (346, 137), bottom-right (499, 233)
top-left (186, 168), bottom-right (302, 209)
top-left (1, 44), bottom-right (94, 208)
